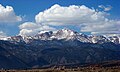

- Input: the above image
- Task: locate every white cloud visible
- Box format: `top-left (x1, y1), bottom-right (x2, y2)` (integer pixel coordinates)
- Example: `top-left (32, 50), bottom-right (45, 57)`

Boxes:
top-left (19, 22), bottom-right (39, 30)
top-left (0, 4), bottom-right (22, 23)
top-left (0, 31), bottom-right (6, 38)
top-left (35, 4), bottom-right (107, 25)
top-left (19, 22), bottom-right (56, 36)
top-left (81, 20), bottom-right (120, 35)
top-left (35, 4), bottom-right (119, 36)
top-left (18, 4), bottom-right (119, 36)
top-left (19, 29), bottom-right (38, 36)
top-left (98, 5), bottom-right (112, 11)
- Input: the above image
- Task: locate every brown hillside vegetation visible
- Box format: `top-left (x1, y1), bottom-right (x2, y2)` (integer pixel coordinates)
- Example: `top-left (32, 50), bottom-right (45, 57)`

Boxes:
top-left (0, 67), bottom-right (120, 72)
top-left (0, 60), bottom-right (120, 72)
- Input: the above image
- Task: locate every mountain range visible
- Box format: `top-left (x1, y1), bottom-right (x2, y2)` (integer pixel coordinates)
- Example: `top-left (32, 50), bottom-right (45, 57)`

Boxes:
top-left (0, 28), bottom-right (120, 69)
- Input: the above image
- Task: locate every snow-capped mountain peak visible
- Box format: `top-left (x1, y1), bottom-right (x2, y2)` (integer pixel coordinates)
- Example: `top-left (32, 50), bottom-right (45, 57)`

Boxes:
top-left (51, 28), bottom-right (77, 40)
top-left (108, 36), bottom-right (120, 44)
top-left (0, 28), bottom-right (120, 44)
top-left (89, 35), bottom-right (110, 44)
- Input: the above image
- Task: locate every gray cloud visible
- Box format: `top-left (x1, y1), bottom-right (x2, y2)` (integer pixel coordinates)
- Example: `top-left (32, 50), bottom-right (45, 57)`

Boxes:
top-left (0, 31), bottom-right (6, 38)
top-left (98, 5), bottom-right (112, 11)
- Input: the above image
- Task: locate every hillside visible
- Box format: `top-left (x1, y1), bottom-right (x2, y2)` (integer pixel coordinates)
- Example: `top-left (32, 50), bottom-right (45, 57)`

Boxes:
top-left (0, 29), bottom-right (120, 69)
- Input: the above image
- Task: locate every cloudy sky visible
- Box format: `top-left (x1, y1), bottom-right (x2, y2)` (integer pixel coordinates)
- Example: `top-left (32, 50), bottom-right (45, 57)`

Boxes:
top-left (0, 0), bottom-right (120, 37)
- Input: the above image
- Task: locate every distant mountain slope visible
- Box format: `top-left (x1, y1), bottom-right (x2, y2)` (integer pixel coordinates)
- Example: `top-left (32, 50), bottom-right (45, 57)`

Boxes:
top-left (1, 28), bottom-right (120, 44)
top-left (0, 29), bottom-right (120, 69)
top-left (0, 41), bottom-right (28, 69)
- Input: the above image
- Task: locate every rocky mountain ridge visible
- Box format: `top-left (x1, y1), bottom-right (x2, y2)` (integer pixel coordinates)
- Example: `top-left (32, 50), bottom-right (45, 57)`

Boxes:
top-left (0, 28), bottom-right (120, 69)
top-left (1, 28), bottom-right (119, 44)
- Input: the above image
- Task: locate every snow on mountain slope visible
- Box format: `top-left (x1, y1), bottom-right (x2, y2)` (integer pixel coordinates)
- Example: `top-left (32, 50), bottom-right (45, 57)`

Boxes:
top-left (50, 28), bottom-right (76, 40)
top-left (89, 35), bottom-right (110, 44)
top-left (108, 36), bottom-right (120, 44)
top-left (0, 28), bottom-right (119, 44)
